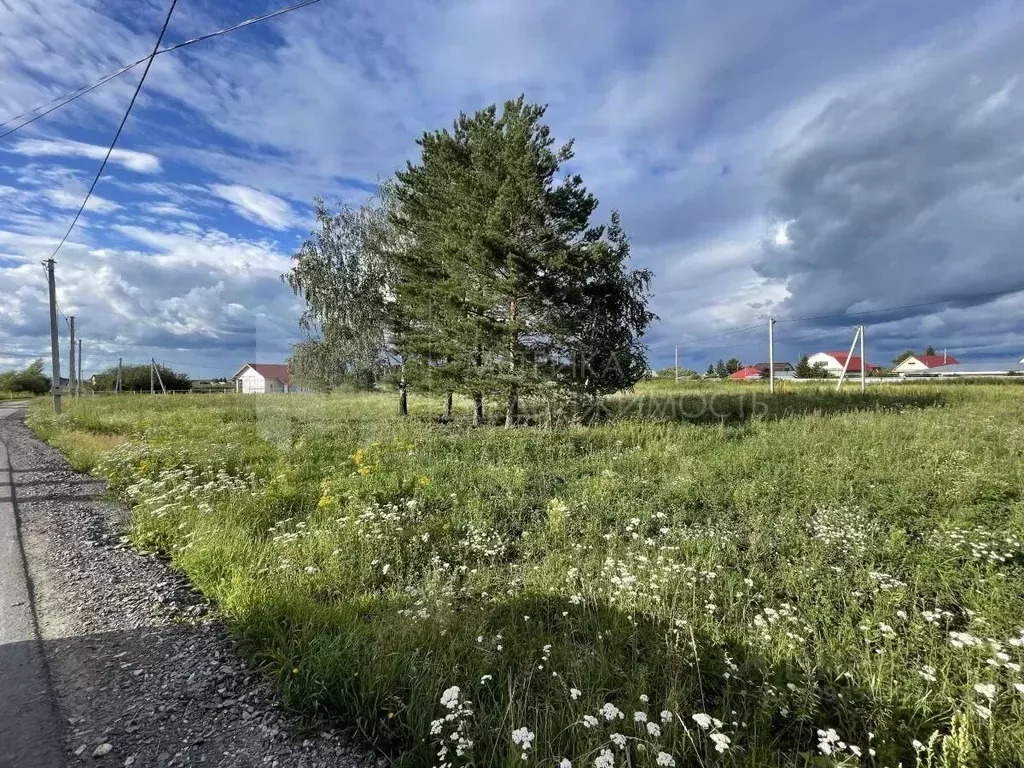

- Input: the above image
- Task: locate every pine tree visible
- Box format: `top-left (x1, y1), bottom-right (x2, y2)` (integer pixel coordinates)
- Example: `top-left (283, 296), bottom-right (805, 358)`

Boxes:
top-left (795, 354), bottom-right (813, 378)
top-left (705, 364), bottom-right (715, 377)
top-left (714, 359), bottom-right (727, 378)
top-left (923, 345), bottom-right (936, 357)
top-left (392, 96), bottom-right (653, 425)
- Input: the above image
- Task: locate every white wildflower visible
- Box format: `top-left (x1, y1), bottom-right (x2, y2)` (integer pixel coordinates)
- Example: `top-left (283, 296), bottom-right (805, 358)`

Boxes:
top-left (610, 733), bottom-right (627, 749)
top-left (582, 715), bottom-right (599, 729)
top-left (656, 753), bottom-right (675, 767)
top-left (633, 711), bottom-right (648, 723)
top-left (692, 713), bottom-right (713, 730)
top-left (440, 686), bottom-right (461, 710)
top-left (594, 748), bottom-right (615, 768)
top-left (570, 688), bottom-right (582, 700)
top-left (709, 732), bottom-right (731, 753)
top-left (646, 722), bottom-right (661, 737)
top-left (973, 682), bottom-right (996, 700)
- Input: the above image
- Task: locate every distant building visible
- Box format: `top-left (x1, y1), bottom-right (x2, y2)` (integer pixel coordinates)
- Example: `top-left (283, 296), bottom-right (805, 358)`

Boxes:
top-left (752, 362), bottom-right (794, 373)
top-left (901, 360), bottom-right (1024, 377)
top-left (728, 366), bottom-right (764, 380)
top-left (231, 363), bottom-right (305, 394)
top-left (892, 353), bottom-right (960, 374)
top-left (806, 351), bottom-right (881, 376)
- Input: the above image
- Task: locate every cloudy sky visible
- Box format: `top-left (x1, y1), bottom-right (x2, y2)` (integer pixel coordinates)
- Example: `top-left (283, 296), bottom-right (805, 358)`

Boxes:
top-left (1, 0), bottom-right (1022, 378)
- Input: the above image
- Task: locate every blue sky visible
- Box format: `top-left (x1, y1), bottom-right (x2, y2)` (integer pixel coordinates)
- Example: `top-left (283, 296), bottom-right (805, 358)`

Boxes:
top-left (1, 0), bottom-right (1022, 379)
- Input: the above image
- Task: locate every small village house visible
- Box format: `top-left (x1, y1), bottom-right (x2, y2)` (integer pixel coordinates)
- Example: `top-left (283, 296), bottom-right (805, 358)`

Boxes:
top-left (806, 351), bottom-right (881, 376)
top-left (231, 363), bottom-right (304, 394)
top-left (892, 353), bottom-right (959, 374)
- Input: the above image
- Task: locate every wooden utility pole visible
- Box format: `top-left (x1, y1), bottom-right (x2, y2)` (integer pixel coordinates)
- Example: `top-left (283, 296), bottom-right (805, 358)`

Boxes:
top-left (68, 316), bottom-right (76, 399)
top-left (674, 345), bottom-right (679, 383)
top-left (115, 357), bottom-right (122, 394)
top-left (150, 359), bottom-right (155, 395)
top-left (151, 358), bottom-right (167, 394)
top-left (45, 258), bottom-right (61, 414)
top-left (768, 317), bottom-right (776, 394)
top-left (77, 338), bottom-right (82, 397)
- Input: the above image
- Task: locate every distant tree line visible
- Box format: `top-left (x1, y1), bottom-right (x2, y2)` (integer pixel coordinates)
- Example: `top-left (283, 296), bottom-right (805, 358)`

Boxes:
top-left (284, 97), bottom-right (656, 425)
top-left (91, 363), bottom-right (190, 393)
top-left (0, 359), bottom-right (49, 394)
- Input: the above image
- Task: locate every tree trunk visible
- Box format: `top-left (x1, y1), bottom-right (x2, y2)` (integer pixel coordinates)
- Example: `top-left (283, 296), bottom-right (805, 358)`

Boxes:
top-left (444, 391), bottom-right (453, 420)
top-left (473, 393), bottom-right (484, 427)
top-left (399, 379), bottom-right (408, 417)
top-left (504, 389), bottom-right (518, 428)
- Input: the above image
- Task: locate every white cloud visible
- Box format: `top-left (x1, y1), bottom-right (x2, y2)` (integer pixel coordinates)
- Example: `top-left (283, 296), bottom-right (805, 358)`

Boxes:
top-left (144, 202), bottom-right (199, 219)
top-left (46, 188), bottom-right (120, 213)
top-left (210, 184), bottom-right (297, 230)
top-left (11, 138), bottom-right (161, 173)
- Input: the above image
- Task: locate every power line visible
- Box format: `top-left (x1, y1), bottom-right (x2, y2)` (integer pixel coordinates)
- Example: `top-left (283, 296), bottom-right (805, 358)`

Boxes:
top-left (46, 0), bottom-right (178, 261)
top-left (0, 0), bottom-right (326, 141)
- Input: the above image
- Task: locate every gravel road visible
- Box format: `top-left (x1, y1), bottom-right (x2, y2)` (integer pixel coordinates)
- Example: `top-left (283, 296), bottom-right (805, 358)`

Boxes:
top-left (0, 404), bottom-right (378, 768)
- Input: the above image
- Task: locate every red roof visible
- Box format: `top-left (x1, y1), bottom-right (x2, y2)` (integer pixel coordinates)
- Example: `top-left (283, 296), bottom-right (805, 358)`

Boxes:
top-left (728, 366), bottom-right (764, 380)
top-left (233, 363), bottom-right (291, 384)
top-left (915, 354), bottom-right (959, 367)
top-left (824, 351), bottom-right (881, 370)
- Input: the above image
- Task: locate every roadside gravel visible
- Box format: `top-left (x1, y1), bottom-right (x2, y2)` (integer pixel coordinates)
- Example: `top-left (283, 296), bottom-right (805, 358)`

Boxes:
top-left (3, 410), bottom-right (379, 768)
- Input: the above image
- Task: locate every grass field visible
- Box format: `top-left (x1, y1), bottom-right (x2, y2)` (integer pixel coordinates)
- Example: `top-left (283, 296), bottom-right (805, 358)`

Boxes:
top-left (28, 382), bottom-right (1024, 767)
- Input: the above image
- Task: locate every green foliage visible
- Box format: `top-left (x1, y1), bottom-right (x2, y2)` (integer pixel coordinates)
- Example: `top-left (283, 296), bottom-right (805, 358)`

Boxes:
top-left (389, 96), bottom-right (654, 423)
top-left (0, 358), bottom-right (50, 395)
top-left (91, 363), bottom-right (190, 392)
top-left (284, 188), bottom-right (396, 390)
top-left (795, 355), bottom-right (831, 379)
top-left (923, 344), bottom-right (937, 357)
top-left (893, 349), bottom-right (915, 365)
top-left (29, 384), bottom-right (1024, 767)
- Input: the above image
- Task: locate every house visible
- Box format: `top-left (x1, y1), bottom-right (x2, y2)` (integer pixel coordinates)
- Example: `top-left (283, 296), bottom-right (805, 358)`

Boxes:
top-left (901, 360), bottom-right (1024, 377)
top-left (752, 362), bottom-right (794, 373)
top-left (728, 366), bottom-right (764, 380)
top-left (892, 353), bottom-right (960, 374)
top-left (231, 363), bottom-right (304, 394)
top-left (806, 351), bottom-right (881, 376)
top-left (728, 362), bottom-right (796, 381)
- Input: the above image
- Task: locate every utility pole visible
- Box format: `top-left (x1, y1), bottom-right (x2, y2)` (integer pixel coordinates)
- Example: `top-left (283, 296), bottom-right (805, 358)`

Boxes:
top-left (674, 345), bottom-right (679, 383)
top-left (68, 316), bottom-right (76, 399)
top-left (45, 258), bottom-right (62, 414)
top-left (116, 357), bottom-right (122, 394)
top-left (150, 359), bottom-right (155, 395)
top-left (859, 324), bottom-right (866, 392)
top-left (836, 326), bottom-right (861, 392)
top-left (768, 317), bottom-right (776, 394)
top-left (152, 358), bottom-right (167, 394)
top-left (77, 338), bottom-right (82, 397)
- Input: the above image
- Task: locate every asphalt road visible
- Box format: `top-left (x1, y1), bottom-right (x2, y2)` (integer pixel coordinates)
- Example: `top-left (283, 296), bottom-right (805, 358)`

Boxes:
top-left (0, 401), bottom-right (64, 768)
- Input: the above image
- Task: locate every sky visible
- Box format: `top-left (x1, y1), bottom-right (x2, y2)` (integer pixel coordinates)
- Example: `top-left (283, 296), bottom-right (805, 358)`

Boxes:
top-left (1, 0), bottom-right (1022, 379)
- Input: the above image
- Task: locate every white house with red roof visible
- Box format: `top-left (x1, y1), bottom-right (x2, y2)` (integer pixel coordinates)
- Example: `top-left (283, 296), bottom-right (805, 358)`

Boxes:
top-left (892, 353), bottom-right (960, 374)
top-left (806, 351), bottom-right (881, 376)
top-left (231, 363), bottom-right (304, 394)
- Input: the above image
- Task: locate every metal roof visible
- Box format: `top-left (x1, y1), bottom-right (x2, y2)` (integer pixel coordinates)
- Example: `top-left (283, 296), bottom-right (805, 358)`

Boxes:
top-left (902, 360), bottom-right (1024, 375)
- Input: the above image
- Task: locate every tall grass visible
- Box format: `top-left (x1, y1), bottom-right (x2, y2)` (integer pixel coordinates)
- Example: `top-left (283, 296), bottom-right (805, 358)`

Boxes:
top-left (27, 384), bottom-right (1024, 767)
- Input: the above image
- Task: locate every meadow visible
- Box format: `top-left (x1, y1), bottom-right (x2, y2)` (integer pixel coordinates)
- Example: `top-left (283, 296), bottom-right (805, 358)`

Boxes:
top-left (27, 382), bottom-right (1024, 767)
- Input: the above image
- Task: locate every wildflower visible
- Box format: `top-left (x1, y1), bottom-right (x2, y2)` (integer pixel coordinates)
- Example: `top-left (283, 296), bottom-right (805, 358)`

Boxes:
top-left (849, 745), bottom-right (862, 757)
top-left (1015, 683), bottom-right (1024, 695)
top-left (656, 753), bottom-right (675, 767)
top-left (594, 749), bottom-right (615, 768)
top-left (440, 686), bottom-right (461, 710)
top-left (912, 740), bottom-right (924, 751)
top-left (511, 727), bottom-right (534, 750)
top-left (570, 688), bottom-right (582, 700)
top-left (973, 682), bottom-right (996, 700)
top-left (919, 666), bottom-right (937, 683)
top-left (709, 732), bottom-right (731, 753)
top-left (582, 715), bottom-right (599, 729)
top-left (633, 711), bottom-right (648, 723)
top-left (600, 703), bottom-right (624, 721)
top-left (480, 675), bottom-right (492, 684)
top-left (639, 694), bottom-right (649, 703)
top-left (692, 713), bottom-right (712, 730)
top-left (973, 703), bottom-right (992, 720)
top-left (660, 710), bottom-right (673, 724)
top-left (610, 733), bottom-right (627, 749)
top-left (560, 760), bottom-right (572, 768)
top-left (817, 729), bottom-right (841, 756)
top-left (646, 722), bottom-right (661, 737)
top-left (418, 476), bottom-right (431, 488)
